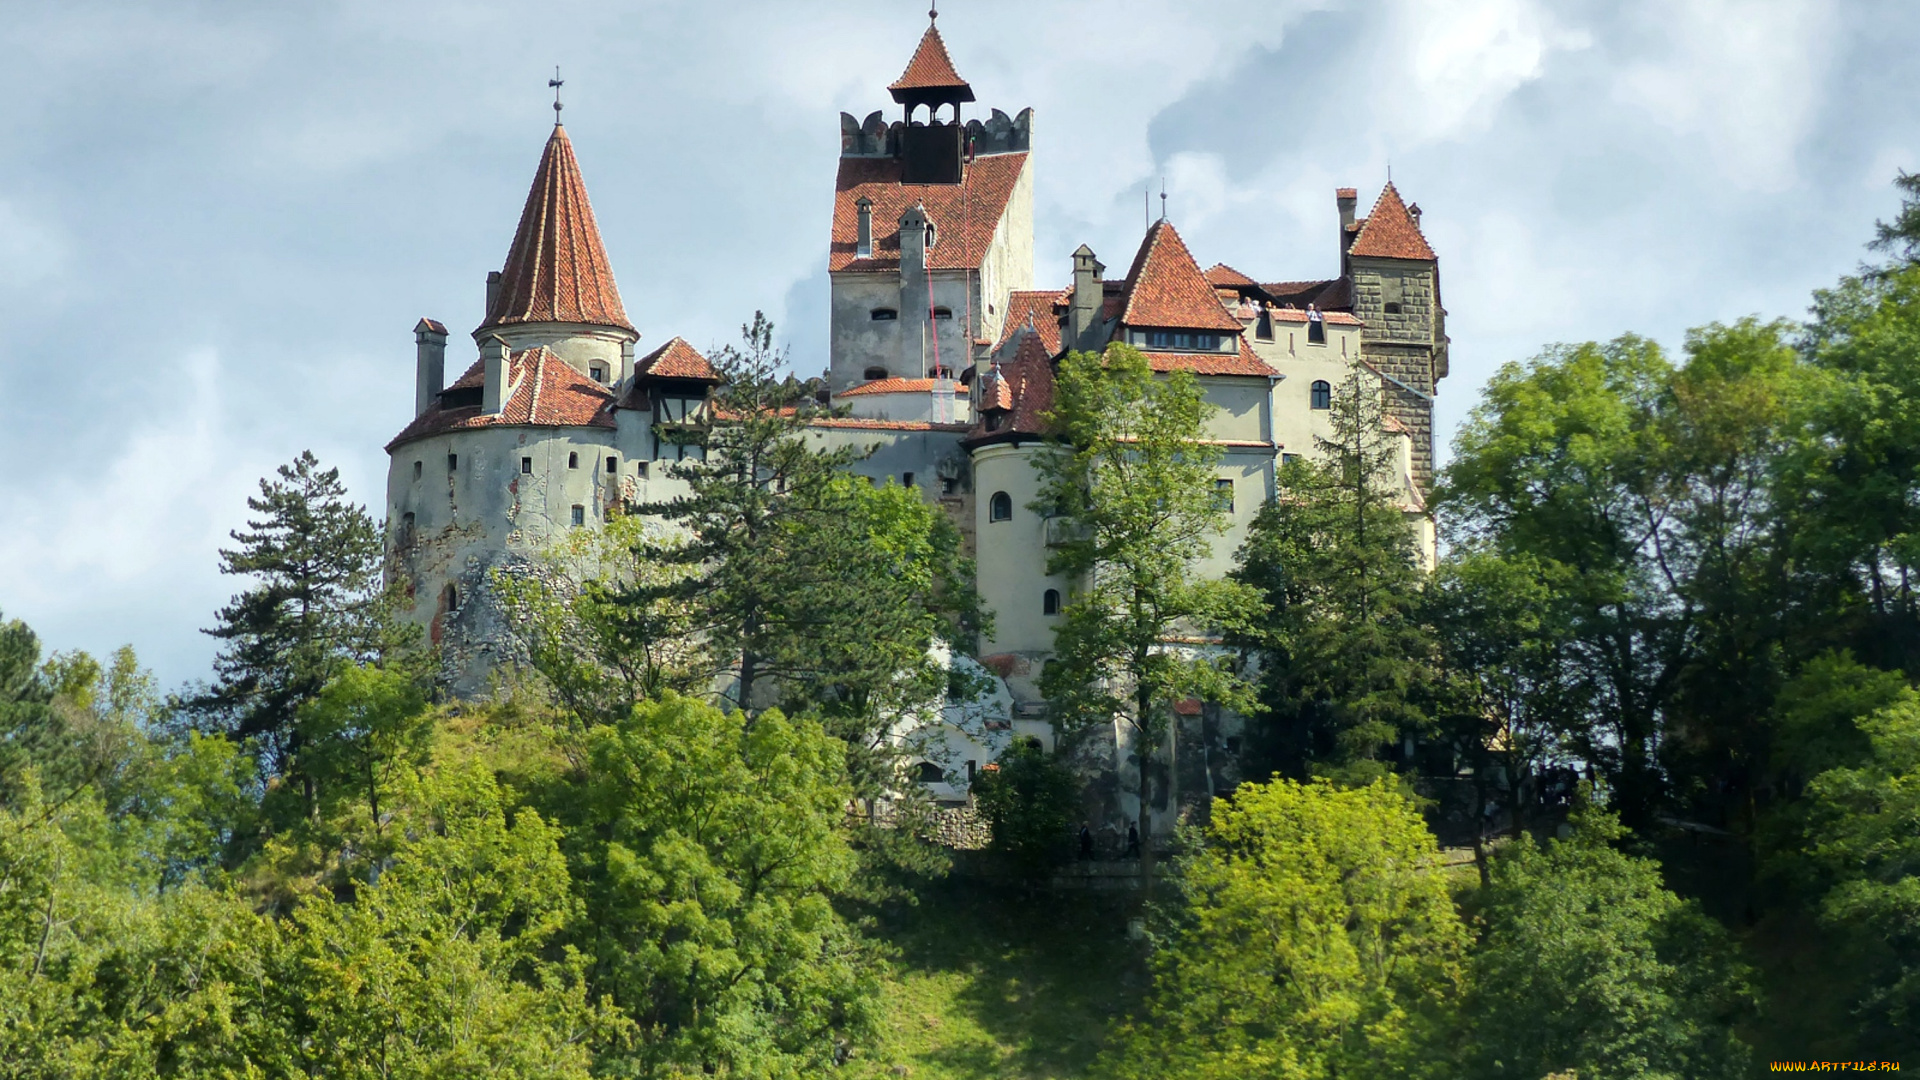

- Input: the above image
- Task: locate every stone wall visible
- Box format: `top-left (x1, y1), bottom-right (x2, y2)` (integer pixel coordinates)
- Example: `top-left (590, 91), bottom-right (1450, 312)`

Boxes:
top-left (1349, 257), bottom-right (1441, 488)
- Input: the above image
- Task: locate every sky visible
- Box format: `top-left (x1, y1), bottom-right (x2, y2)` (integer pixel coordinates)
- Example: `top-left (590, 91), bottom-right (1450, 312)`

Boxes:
top-left (1, 0), bottom-right (1916, 689)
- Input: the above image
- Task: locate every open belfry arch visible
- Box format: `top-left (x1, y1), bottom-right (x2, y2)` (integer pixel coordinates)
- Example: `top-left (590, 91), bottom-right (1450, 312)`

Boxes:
top-left (384, 10), bottom-right (1446, 833)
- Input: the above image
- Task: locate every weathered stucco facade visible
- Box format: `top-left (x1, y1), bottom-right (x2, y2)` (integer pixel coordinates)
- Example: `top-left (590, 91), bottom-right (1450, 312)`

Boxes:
top-left (384, 12), bottom-right (1449, 831)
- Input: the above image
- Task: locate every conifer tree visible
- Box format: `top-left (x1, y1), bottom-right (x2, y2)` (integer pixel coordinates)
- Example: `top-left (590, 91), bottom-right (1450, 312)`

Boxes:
top-left (1236, 369), bottom-right (1433, 781)
top-left (184, 451), bottom-right (403, 819)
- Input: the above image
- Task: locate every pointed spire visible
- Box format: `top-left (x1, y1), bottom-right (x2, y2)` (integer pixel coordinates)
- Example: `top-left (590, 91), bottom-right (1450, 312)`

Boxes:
top-left (478, 125), bottom-right (635, 336)
top-left (1118, 220), bottom-right (1243, 332)
top-left (1348, 182), bottom-right (1435, 261)
top-left (889, 15), bottom-right (975, 104)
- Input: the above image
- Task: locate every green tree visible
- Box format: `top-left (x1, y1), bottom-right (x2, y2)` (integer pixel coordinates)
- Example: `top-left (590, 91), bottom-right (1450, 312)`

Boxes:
top-left (570, 695), bottom-right (878, 1077)
top-left (1036, 344), bottom-right (1260, 869)
top-left (184, 451), bottom-right (408, 821)
top-left (627, 314), bottom-right (982, 724)
top-left (297, 664), bottom-right (432, 836)
top-left (1459, 806), bottom-right (1756, 1079)
top-left (1792, 680), bottom-right (1920, 1053)
top-left (1104, 778), bottom-right (1465, 1080)
top-left (1237, 370), bottom-right (1434, 782)
top-left (971, 738), bottom-right (1079, 880)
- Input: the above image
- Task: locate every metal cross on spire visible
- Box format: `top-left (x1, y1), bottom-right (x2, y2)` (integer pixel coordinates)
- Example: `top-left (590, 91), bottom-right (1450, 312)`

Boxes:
top-left (549, 66), bottom-right (564, 124)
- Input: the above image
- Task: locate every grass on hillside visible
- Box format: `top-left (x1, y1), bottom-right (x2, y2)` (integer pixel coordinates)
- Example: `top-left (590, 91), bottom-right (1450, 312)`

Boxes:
top-left (847, 878), bottom-right (1152, 1080)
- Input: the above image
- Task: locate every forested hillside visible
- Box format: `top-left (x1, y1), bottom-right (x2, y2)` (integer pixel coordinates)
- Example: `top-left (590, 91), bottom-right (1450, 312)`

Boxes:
top-left (4, 179), bottom-right (1920, 1077)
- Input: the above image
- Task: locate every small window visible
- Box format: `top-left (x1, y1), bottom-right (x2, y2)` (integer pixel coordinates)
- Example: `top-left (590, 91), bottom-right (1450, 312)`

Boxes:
top-left (1256, 310), bottom-right (1273, 341)
top-left (399, 512), bottom-right (415, 546)
top-left (570, 505), bottom-right (585, 527)
top-left (606, 456), bottom-right (618, 474)
top-left (520, 457), bottom-right (532, 474)
top-left (447, 453), bottom-right (458, 472)
top-left (636, 461), bottom-right (649, 479)
top-left (1148, 330), bottom-right (1171, 348)
top-left (903, 472), bottom-right (915, 488)
top-left (1308, 319), bottom-right (1326, 345)
top-left (924, 221), bottom-right (937, 249)
top-left (1215, 478), bottom-right (1235, 514)
top-left (1384, 302), bottom-right (1402, 315)
top-left (1310, 380), bottom-right (1332, 410)
top-left (590, 363), bottom-right (606, 382)
top-left (932, 307), bottom-right (953, 320)
top-left (864, 366), bottom-right (889, 381)
top-left (1043, 588), bottom-right (1061, 616)
top-left (568, 452), bottom-right (579, 469)
top-left (870, 308), bottom-right (898, 322)
top-left (412, 461), bottom-right (422, 481)
top-left (1282, 453), bottom-right (1302, 465)
top-left (442, 583), bottom-right (459, 613)
top-left (916, 760), bottom-right (945, 783)
top-left (989, 491), bottom-right (1013, 522)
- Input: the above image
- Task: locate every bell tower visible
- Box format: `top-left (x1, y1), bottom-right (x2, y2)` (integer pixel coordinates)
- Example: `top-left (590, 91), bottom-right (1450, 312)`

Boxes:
top-left (890, 8), bottom-right (974, 184)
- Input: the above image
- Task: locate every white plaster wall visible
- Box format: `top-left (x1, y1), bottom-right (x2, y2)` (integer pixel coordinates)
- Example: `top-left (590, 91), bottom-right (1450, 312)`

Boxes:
top-left (971, 442), bottom-right (1067, 660)
top-left (481, 322), bottom-right (636, 382)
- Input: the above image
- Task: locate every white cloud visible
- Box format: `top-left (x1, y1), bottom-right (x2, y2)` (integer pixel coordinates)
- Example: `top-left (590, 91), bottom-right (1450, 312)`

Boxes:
top-left (1382, 0), bottom-right (1590, 145)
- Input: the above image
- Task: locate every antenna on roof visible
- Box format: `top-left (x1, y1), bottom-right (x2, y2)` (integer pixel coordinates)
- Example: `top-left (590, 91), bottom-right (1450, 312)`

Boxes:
top-left (1144, 185), bottom-right (1149, 230)
top-left (549, 66), bottom-right (565, 125)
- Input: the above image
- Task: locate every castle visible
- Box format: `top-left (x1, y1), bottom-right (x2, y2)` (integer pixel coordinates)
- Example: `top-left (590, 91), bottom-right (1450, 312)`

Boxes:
top-left (384, 14), bottom-right (1446, 829)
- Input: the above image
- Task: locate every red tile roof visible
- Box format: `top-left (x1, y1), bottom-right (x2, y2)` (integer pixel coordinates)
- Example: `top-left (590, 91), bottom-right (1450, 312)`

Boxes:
top-left (479, 125), bottom-right (634, 335)
top-left (1203, 263), bottom-right (1258, 288)
top-left (889, 23), bottom-right (974, 98)
top-left (807, 417), bottom-right (971, 433)
top-left (1347, 182), bottom-right (1435, 261)
top-left (387, 346), bottom-right (616, 451)
top-left (979, 364), bottom-right (1015, 411)
top-left (1139, 338), bottom-right (1276, 377)
top-left (838, 377), bottom-right (948, 397)
top-left (1117, 221), bottom-right (1242, 332)
top-left (994, 288), bottom-right (1067, 352)
top-left (415, 317), bottom-right (448, 335)
top-left (1269, 308), bottom-right (1364, 326)
top-left (635, 337), bottom-right (721, 382)
top-left (831, 152), bottom-right (1028, 273)
top-left (969, 330), bottom-right (1056, 445)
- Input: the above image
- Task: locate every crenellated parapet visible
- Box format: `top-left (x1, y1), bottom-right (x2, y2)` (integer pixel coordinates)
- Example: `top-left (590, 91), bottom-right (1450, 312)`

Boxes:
top-left (840, 107), bottom-right (1033, 159)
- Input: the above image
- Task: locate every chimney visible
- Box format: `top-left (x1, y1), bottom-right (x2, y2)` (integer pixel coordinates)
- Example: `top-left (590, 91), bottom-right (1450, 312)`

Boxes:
top-left (856, 197), bottom-right (874, 258)
top-left (1336, 187), bottom-right (1359, 274)
top-left (413, 318), bottom-right (448, 417)
top-left (1068, 244), bottom-right (1104, 351)
top-left (899, 204), bottom-right (931, 376)
top-left (485, 270), bottom-right (502, 317)
top-left (481, 335), bottom-right (510, 415)
top-left (619, 340), bottom-right (635, 385)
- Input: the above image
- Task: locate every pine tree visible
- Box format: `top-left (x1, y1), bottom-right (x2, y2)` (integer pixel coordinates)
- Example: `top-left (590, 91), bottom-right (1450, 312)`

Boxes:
top-left (184, 451), bottom-right (402, 818)
top-left (1236, 369), bottom-right (1434, 782)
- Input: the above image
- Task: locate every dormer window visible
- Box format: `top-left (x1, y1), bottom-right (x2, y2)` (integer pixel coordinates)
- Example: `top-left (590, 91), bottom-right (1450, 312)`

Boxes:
top-left (856, 196), bottom-right (874, 258)
top-left (1143, 330), bottom-right (1221, 351)
top-left (871, 308), bottom-right (898, 321)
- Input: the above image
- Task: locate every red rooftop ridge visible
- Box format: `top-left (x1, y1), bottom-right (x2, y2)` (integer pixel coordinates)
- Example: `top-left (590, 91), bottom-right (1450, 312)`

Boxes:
top-left (479, 125), bottom-right (634, 335)
top-left (1348, 182), bottom-right (1435, 261)
top-left (1119, 221), bottom-right (1243, 332)
top-left (889, 22), bottom-right (975, 100)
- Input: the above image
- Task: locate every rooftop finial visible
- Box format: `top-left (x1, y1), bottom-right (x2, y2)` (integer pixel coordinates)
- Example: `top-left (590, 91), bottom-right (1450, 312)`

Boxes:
top-left (549, 66), bottom-right (564, 125)
top-left (1159, 178), bottom-right (1168, 222)
top-left (929, 0), bottom-right (937, 20)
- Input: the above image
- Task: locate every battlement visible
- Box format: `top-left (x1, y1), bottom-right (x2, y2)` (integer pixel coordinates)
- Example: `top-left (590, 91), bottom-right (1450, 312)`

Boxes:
top-left (840, 107), bottom-right (1033, 159)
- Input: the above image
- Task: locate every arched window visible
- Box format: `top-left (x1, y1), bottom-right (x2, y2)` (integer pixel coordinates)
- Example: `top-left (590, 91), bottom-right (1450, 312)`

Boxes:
top-left (989, 491), bottom-right (1013, 522)
top-left (870, 308), bottom-right (898, 321)
top-left (1043, 588), bottom-right (1061, 616)
top-left (915, 760), bottom-right (945, 783)
top-left (1310, 380), bottom-right (1332, 410)
top-left (863, 366), bottom-right (889, 381)
top-left (568, 452), bottom-right (579, 469)
top-left (412, 460), bottom-right (422, 481)
top-left (399, 512), bottom-right (415, 547)
top-left (442, 583), bottom-right (459, 613)
top-left (589, 363), bottom-right (606, 382)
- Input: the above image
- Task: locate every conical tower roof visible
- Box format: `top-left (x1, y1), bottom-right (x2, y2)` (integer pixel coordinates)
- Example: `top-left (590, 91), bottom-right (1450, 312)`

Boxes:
top-left (478, 124), bottom-right (634, 335)
top-left (1348, 182), bottom-right (1435, 261)
top-left (889, 18), bottom-right (975, 104)
top-left (1118, 220), bottom-right (1242, 332)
